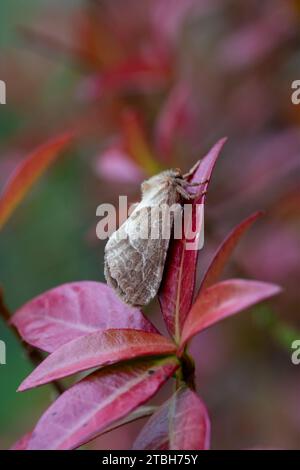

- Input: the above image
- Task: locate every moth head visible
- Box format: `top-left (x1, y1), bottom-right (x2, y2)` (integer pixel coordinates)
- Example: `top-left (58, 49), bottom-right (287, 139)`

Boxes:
top-left (141, 169), bottom-right (183, 194)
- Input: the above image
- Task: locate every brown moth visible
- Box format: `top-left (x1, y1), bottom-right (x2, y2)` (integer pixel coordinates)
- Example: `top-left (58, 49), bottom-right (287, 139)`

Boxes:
top-left (104, 166), bottom-right (201, 307)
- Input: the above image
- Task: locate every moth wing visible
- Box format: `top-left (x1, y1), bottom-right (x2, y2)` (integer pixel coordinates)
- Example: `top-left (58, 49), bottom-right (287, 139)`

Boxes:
top-left (105, 206), bottom-right (171, 306)
top-left (104, 188), bottom-right (177, 306)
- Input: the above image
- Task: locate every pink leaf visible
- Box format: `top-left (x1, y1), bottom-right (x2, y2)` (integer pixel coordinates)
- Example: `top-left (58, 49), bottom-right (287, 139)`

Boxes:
top-left (217, 4), bottom-right (295, 70)
top-left (19, 329), bottom-right (176, 391)
top-left (102, 406), bottom-right (157, 436)
top-left (155, 83), bottom-right (197, 160)
top-left (26, 357), bottom-right (179, 450)
top-left (133, 387), bottom-right (210, 450)
top-left (151, 0), bottom-right (201, 46)
top-left (10, 432), bottom-right (32, 450)
top-left (95, 146), bottom-right (145, 184)
top-left (83, 56), bottom-right (171, 98)
top-left (0, 132), bottom-right (73, 230)
top-left (180, 279), bottom-right (282, 348)
top-left (11, 281), bottom-right (157, 353)
top-left (187, 138), bottom-right (227, 195)
top-left (158, 139), bottom-right (226, 340)
top-left (200, 211), bottom-right (263, 291)
top-left (11, 408), bottom-right (156, 451)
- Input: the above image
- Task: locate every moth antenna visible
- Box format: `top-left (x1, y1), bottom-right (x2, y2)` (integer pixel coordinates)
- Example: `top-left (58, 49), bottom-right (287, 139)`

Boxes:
top-left (175, 178), bottom-right (209, 188)
top-left (188, 189), bottom-right (207, 200)
top-left (177, 187), bottom-right (192, 200)
top-left (184, 179), bottom-right (209, 187)
top-left (182, 160), bottom-right (201, 179)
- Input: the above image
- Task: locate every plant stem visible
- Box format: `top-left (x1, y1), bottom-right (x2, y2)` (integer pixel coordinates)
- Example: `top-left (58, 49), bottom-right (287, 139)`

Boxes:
top-left (0, 288), bottom-right (65, 395)
top-left (176, 352), bottom-right (196, 391)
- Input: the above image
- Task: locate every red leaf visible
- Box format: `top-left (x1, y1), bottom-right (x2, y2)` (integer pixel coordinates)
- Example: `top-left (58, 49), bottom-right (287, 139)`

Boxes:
top-left (10, 407), bottom-right (156, 450)
top-left (200, 211), bottom-right (263, 291)
top-left (180, 279), bottom-right (282, 348)
top-left (10, 432), bottom-right (32, 450)
top-left (122, 109), bottom-right (161, 175)
top-left (90, 56), bottom-right (171, 96)
top-left (26, 357), bottom-right (179, 450)
top-left (155, 83), bottom-right (197, 160)
top-left (11, 281), bottom-right (157, 353)
top-left (18, 329), bottom-right (176, 391)
top-left (0, 132), bottom-right (73, 230)
top-left (103, 406), bottom-right (157, 436)
top-left (158, 139), bottom-right (227, 341)
top-left (133, 387), bottom-right (210, 450)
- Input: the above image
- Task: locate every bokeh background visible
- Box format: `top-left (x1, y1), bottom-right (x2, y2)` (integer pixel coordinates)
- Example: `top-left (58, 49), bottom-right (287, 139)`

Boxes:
top-left (0, 0), bottom-right (300, 449)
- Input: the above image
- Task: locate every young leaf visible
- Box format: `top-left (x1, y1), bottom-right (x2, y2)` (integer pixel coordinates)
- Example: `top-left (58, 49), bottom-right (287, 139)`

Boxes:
top-left (10, 432), bottom-right (32, 450)
top-left (155, 83), bottom-right (196, 161)
top-left (159, 139), bottom-right (227, 341)
top-left (200, 211), bottom-right (263, 291)
top-left (133, 387), bottom-right (210, 450)
top-left (18, 329), bottom-right (176, 391)
top-left (180, 279), bottom-right (282, 348)
top-left (0, 132), bottom-right (73, 230)
top-left (95, 145), bottom-right (145, 183)
top-left (103, 406), bottom-right (157, 436)
top-left (122, 110), bottom-right (161, 175)
top-left (11, 281), bottom-right (157, 353)
top-left (26, 357), bottom-right (179, 450)
top-left (10, 407), bottom-right (157, 450)
top-left (91, 56), bottom-right (171, 97)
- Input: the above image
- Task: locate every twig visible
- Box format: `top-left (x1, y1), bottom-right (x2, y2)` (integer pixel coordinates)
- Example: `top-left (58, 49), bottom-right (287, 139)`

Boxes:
top-left (0, 288), bottom-right (65, 395)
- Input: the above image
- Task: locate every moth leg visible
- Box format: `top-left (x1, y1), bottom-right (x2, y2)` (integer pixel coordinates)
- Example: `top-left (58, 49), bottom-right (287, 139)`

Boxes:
top-left (176, 184), bottom-right (193, 200)
top-left (175, 177), bottom-right (209, 188)
top-left (175, 177), bottom-right (189, 187)
top-left (182, 160), bottom-right (201, 179)
top-left (188, 190), bottom-right (207, 200)
top-left (185, 179), bottom-right (209, 187)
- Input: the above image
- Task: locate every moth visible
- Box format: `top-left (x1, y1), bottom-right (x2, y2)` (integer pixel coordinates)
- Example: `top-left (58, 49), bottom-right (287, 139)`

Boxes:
top-left (104, 164), bottom-right (204, 307)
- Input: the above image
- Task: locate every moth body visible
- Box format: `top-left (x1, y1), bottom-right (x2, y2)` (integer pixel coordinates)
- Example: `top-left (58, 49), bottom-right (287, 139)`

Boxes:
top-left (104, 169), bottom-right (193, 306)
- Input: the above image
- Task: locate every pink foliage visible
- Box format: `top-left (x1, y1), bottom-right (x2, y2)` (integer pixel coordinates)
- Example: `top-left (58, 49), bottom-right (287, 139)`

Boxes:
top-left (133, 387), bottom-right (210, 450)
top-left (26, 358), bottom-right (178, 450)
top-left (11, 281), bottom-right (157, 352)
top-left (10, 142), bottom-right (281, 450)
